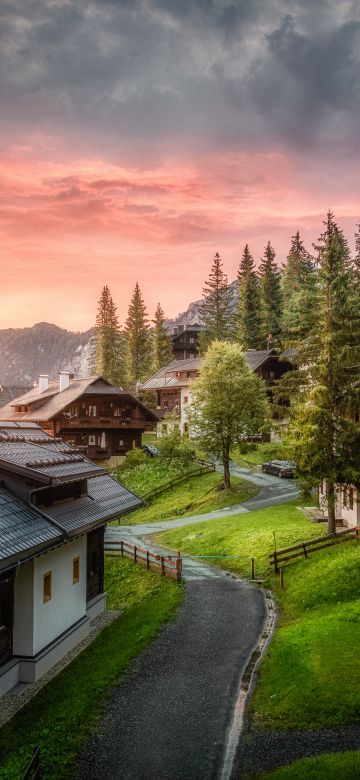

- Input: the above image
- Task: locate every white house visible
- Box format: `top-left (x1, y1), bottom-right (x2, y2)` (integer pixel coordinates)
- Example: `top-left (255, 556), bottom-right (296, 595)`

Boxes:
top-left (319, 482), bottom-right (360, 529)
top-left (0, 422), bottom-right (142, 696)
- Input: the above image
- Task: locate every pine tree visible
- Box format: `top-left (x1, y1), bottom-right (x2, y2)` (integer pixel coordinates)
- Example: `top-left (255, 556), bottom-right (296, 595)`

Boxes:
top-left (258, 242), bottom-right (282, 348)
top-left (199, 252), bottom-right (234, 350)
top-left (152, 303), bottom-right (173, 372)
top-left (282, 212), bottom-right (360, 534)
top-left (90, 285), bottom-right (126, 386)
top-left (236, 244), bottom-right (261, 348)
top-left (354, 222), bottom-right (360, 276)
top-left (281, 231), bottom-right (318, 346)
top-left (125, 282), bottom-right (151, 387)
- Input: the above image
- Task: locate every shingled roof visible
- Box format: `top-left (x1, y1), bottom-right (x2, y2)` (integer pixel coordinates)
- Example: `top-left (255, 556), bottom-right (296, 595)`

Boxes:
top-left (0, 423), bottom-right (143, 569)
top-left (0, 376), bottom-right (158, 423)
top-left (140, 351), bottom-right (277, 390)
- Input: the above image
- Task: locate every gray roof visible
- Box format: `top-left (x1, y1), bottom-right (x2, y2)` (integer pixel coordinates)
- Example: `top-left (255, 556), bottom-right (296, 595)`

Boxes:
top-left (0, 488), bottom-right (61, 568)
top-left (0, 423), bottom-right (144, 569)
top-left (141, 351), bottom-right (276, 390)
top-left (0, 429), bottom-right (104, 484)
top-left (46, 474), bottom-right (143, 533)
top-left (0, 385), bottom-right (32, 408)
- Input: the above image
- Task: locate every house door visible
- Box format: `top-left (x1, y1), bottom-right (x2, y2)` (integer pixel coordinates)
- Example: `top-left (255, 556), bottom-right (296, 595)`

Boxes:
top-left (86, 528), bottom-right (104, 602)
top-left (0, 571), bottom-right (15, 667)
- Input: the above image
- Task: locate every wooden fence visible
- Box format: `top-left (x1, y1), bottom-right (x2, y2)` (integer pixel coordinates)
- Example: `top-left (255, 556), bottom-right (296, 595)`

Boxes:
top-left (105, 539), bottom-right (182, 582)
top-left (270, 526), bottom-right (358, 573)
top-left (22, 746), bottom-right (40, 780)
top-left (141, 460), bottom-right (215, 502)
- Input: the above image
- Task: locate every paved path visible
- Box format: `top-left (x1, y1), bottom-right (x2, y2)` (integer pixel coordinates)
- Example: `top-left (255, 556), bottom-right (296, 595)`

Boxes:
top-left (77, 466), bottom-right (295, 779)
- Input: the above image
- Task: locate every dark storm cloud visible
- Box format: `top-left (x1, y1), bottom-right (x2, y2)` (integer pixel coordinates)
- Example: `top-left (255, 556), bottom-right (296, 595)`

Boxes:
top-left (0, 0), bottom-right (359, 157)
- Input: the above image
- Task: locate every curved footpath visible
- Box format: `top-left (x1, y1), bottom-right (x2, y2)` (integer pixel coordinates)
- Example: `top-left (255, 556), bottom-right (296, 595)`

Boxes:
top-left (77, 467), bottom-right (297, 780)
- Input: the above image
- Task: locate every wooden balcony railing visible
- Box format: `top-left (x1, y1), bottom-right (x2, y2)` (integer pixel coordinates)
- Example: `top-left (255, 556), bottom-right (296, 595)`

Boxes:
top-left (59, 417), bottom-right (146, 429)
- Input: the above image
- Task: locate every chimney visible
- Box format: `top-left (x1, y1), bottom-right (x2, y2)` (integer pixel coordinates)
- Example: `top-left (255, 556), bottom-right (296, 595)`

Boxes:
top-left (59, 371), bottom-right (70, 392)
top-left (38, 375), bottom-right (49, 393)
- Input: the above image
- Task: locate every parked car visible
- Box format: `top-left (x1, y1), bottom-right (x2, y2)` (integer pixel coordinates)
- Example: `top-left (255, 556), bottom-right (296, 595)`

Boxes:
top-left (142, 443), bottom-right (160, 457)
top-left (261, 460), bottom-right (296, 478)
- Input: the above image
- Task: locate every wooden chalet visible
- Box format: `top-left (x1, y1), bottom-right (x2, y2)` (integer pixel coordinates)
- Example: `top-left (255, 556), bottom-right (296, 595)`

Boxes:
top-left (0, 374), bottom-right (158, 460)
top-left (171, 324), bottom-right (203, 361)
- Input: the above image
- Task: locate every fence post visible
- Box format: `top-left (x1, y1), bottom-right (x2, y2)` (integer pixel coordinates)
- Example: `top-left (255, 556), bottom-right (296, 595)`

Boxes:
top-left (120, 540), bottom-right (124, 558)
top-left (161, 556), bottom-right (165, 575)
top-left (280, 567), bottom-right (284, 589)
top-left (251, 557), bottom-right (255, 580)
top-left (176, 552), bottom-right (182, 582)
top-left (134, 545), bottom-right (137, 564)
top-left (274, 550), bottom-right (278, 574)
top-left (146, 550), bottom-right (150, 570)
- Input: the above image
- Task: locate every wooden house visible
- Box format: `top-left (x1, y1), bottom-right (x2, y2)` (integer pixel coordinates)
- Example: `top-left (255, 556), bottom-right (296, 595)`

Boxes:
top-left (171, 324), bottom-right (203, 361)
top-left (0, 422), bottom-right (142, 696)
top-left (0, 374), bottom-right (158, 459)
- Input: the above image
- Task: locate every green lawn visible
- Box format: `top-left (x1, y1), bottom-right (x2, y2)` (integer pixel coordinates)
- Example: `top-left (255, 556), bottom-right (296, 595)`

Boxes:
top-left (230, 442), bottom-right (285, 468)
top-left (117, 471), bottom-right (257, 525)
top-left (156, 500), bottom-right (323, 577)
top-left (157, 501), bottom-right (360, 734)
top-left (0, 558), bottom-right (182, 780)
top-left (117, 457), bottom-right (199, 497)
top-left (261, 751), bottom-right (360, 779)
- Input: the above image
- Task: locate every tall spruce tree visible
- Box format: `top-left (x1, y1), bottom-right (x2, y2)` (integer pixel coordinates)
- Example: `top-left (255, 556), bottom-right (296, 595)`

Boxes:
top-left (199, 252), bottom-right (234, 350)
top-left (354, 221), bottom-right (360, 276)
top-left (236, 244), bottom-right (261, 348)
top-left (258, 241), bottom-right (282, 347)
top-left (152, 302), bottom-right (173, 371)
top-left (281, 231), bottom-right (318, 346)
top-left (90, 285), bottom-right (126, 386)
top-left (125, 282), bottom-right (151, 387)
top-left (280, 213), bottom-right (360, 534)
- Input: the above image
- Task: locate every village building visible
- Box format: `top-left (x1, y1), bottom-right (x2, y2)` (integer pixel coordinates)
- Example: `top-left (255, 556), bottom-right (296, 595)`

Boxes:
top-left (0, 422), bottom-right (142, 696)
top-left (0, 385), bottom-right (31, 408)
top-left (0, 374), bottom-right (158, 460)
top-left (171, 324), bottom-right (203, 361)
top-left (141, 350), bottom-right (294, 438)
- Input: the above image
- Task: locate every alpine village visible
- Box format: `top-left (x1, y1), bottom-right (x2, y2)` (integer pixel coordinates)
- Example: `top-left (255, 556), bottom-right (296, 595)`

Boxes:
top-left (0, 218), bottom-right (359, 780)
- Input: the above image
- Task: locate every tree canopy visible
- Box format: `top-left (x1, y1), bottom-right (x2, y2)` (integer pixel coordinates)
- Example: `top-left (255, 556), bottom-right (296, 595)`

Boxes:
top-left (188, 340), bottom-right (269, 488)
top-left (199, 252), bottom-right (234, 349)
top-left (236, 244), bottom-right (261, 348)
top-left (90, 285), bottom-right (126, 387)
top-left (125, 282), bottom-right (151, 387)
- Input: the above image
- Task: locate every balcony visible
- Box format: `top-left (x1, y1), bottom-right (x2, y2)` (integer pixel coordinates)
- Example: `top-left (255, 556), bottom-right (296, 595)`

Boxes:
top-left (58, 416), bottom-right (147, 430)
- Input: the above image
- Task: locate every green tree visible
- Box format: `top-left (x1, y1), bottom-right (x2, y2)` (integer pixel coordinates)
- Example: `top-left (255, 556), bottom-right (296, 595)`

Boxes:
top-left (188, 341), bottom-right (269, 488)
top-left (125, 282), bottom-right (151, 387)
top-left (259, 241), bottom-right (282, 347)
top-left (152, 303), bottom-right (173, 371)
top-left (281, 231), bottom-right (318, 345)
top-left (90, 285), bottom-right (126, 386)
top-left (282, 213), bottom-right (360, 534)
top-left (236, 244), bottom-right (261, 348)
top-left (199, 252), bottom-right (234, 350)
top-left (354, 221), bottom-right (360, 277)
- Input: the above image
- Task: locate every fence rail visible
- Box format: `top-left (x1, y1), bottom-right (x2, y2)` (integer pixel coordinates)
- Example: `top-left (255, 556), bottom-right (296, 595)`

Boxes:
top-left (270, 526), bottom-right (358, 573)
top-left (22, 746), bottom-right (40, 780)
top-left (141, 460), bottom-right (216, 502)
top-left (105, 539), bottom-right (182, 582)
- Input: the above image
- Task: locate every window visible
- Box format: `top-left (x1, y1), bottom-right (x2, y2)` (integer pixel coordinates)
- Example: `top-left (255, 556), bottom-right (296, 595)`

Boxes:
top-left (73, 557), bottom-right (80, 585)
top-left (87, 405), bottom-right (97, 417)
top-left (88, 435), bottom-right (96, 445)
top-left (118, 439), bottom-right (124, 446)
top-left (43, 571), bottom-right (52, 603)
top-left (189, 337), bottom-right (195, 344)
top-left (183, 396), bottom-right (188, 404)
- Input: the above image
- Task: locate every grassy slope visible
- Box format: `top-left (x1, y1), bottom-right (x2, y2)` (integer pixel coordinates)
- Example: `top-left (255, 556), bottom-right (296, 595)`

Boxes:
top-left (118, 471), bottom-right (257, 525)
top-left (230, 442), bottom-right (285, 467)
top-left (157, 501), bottom-right (323, 577)
top-left (262, 751), bottom-right (360, 779)
top-left (0, 558), bottom-right (182, 780)
top-left (157, 502), bottom-right (360, 734)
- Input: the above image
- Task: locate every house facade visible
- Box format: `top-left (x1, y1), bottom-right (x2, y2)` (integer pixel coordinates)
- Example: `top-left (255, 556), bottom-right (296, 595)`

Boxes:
top-left (141, 350), bottom-right (294, 438)
top-left (171, 324), bottom-right (203, 361)
top-left (319, 482), bottom-right (360, 529)
top-left (0, 422), bottom-right (142, 696)
top-left (0, 374), bottom-right (158, 460)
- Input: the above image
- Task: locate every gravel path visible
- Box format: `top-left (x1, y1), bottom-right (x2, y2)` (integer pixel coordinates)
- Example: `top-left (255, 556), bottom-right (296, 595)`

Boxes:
top-left (236, 723), bottom-right (360, 776)
top-left (77, 572), bottom-right (267, 780)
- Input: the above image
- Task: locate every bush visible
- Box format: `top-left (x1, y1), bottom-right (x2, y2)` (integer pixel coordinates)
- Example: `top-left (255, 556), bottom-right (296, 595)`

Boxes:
top-left (157, 430), bottom-right (196, 465)
top-left (120, 448), bottom-right (147, 470)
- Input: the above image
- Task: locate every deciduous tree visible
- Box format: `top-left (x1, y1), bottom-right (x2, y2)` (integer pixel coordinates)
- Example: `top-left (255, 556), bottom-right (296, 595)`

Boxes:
top-left (188, 341), bottom-right (269, 488)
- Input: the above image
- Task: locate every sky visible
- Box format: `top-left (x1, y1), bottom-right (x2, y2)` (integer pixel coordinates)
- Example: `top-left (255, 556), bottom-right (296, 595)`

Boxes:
top-left (1, 0), bottom-right (360, 330)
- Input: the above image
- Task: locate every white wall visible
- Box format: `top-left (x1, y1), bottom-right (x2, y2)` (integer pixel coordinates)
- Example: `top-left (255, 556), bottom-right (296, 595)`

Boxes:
top-left (13, 561), bottom-right (35, 655)
top-left (340, 486), bottom-right (359, 529)
top-left (32, 537), bottom-right (87, 655)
